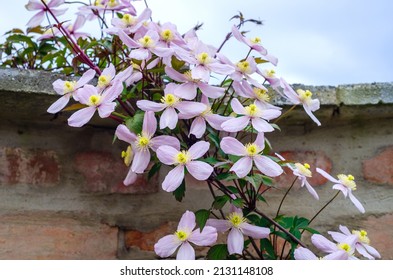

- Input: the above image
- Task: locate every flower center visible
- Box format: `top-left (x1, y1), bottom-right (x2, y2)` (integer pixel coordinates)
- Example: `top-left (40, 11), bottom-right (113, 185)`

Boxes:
top-left (197, 52), bottom-right (211, 64)
top-left (337, 243), bottom-right (352, 253)
top-left (88, 95), bottom-right (101, 106)
top-left (161, 29), bottom-right (174, 42)
top-left (108, 0), bottom-right (119, 8)
top-left (245, 143), bottom-right (259, 157)
top-left (253, 88), bottom-right (270, 102)
top-left (295, 163), bottom-right (312, 177)
top-left (352, 230), bottom-right (370, 244)
top-left (201, 106), bottom-right (212, 117)
top-left (245, 103), bottom-right (259, 117)
top-left (136, 135), bottom-right (150, 150)
top-left (63, 81), bottom-right (77, 93)
top-left (94, 0), bottom-right (104, 7)
top-left (98, 75), bottom-right (111, 88)
top-left (297, 89), bottom-right (313, 103)
top-left (266, 69), bottom-right (276, 78)
top-left (175, 230), bottom-right (189, 242)
top-left (139, 35), bottom-right (154, 48)
top-left (122, 14), bottom-right (136, 26)
top-left (121, 145), bottom-right (133, 167)
top-left (227, 212), bottom-right (246, 228)
top-left (236, 60), bottom-right (251, 74)
top-left (251, 37), bottom-right (261, 44)
top-left (175, 151), bottom-right (190, 165)
top-left (337, 174), bottom-right (357, 191)
top-left (161, 93), bottom-right (179, 107)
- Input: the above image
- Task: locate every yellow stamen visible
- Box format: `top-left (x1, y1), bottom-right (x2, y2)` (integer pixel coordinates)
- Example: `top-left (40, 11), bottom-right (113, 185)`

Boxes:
top-left (352, 230), bottom-right (370, 244)
top-left (161, 93), bottom-right (179, 107)
top-left (136, 135), bottom-right (150, 150)
top-left (108, 0), bottom-right (119, 8)
top-left (88, 95), bottom-right (101, 106)
top-left (138, 35), bottom-right (154, 48)
top-left (337, 243), bottom-right (352, 253)
top-left (250, 37), bottom-right (261, 44)
top-left (175, 230), bottom-right (189, 242)
top-left (245, 143), bottom-right (259, 156)
top-left (161, 29), bottom-right (174, 42)
top-left (121, 145), bottom-right (133, 167)
top-left (245, 103), bottom-right (259, 117)
top-left (175, 151), bottom-right (190, 165)
top-left (295, 163), bottom-right (312, 177)
top-left (98, 75), bottom-right (111, 88)
top-left (63, 81), bottom-right (77, 94)
top-left (201, 106), bottom-right (212, 117)
top-left (253, 88), bottom-right (270, 102)
top-left (197, 52), bottom-right (211, 64)
top-left (227, 212), bottom-right (246, 228)
top-left (236, 60), bottom-right (251, 74)
top-left (266, 69), bottom-right (276, 78)
top-left (122, 14), bottom-right (136, 26)
top-left (337, 174), bottom-right (357, 191)
top-left (297, 89), bottom-right (313, 103)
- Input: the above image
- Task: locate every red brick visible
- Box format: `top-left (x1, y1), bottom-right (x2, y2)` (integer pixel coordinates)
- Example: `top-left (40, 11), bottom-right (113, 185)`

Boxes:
top-left (0, 213), bottom-right (117, 259)
top-left (275, 150), bottom-right (332, 190)
top-left (362, 146), bottom-right (393, 185)
top-left (0, 147), bottom-right (60, 186)
top-left (361, 214), bottom-right (393, 259)
top-left (74, 151), bottom-right (158, 194)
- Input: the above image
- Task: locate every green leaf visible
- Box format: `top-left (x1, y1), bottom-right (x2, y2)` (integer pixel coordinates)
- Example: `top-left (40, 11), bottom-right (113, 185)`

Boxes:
top-left (125, 110), bottom-right (145, 134)
top-left (212, 195), bottom-right (229, 210)
top-left (207, 127), bottom-right (220, 148)
top-left (148, 162), bottom-right (161, 180)
top-left (302, 227), bottom-right (320, 234)
top-left (260, 238), bottom-right (276, 259)
top-left (199, 157), bottom-right (219, 165)
top-left (206, 244), bottom-right (229, 260)
top-left (195, 209), bottom-right (210, 231)
top-left (172, 177), bottom-right (186, 202)
top-left (231, 198), bottom-right (244, 208)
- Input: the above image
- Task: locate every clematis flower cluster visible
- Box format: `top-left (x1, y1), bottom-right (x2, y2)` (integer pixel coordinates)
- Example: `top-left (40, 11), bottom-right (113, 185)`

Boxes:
top-left (25, 0), bottom-right (379, 260)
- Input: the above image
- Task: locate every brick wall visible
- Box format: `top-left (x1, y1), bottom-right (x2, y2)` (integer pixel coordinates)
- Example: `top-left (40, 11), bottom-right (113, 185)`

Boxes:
top-left (1, 69), bottom-right (392, 259)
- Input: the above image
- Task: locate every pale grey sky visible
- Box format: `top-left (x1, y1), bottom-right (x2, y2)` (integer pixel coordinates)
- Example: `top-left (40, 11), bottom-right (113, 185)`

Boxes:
top-left (1, 0), bottom-right (392, 85)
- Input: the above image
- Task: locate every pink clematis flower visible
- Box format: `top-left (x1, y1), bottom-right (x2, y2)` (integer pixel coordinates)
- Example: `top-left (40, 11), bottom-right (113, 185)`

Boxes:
top-left (280, 78), bottom-right (321, 126)
top-left (179, 95), bottom-right (229, 138)
top-left (67, 82), bottom-right (123, 127)
top-left (328, 225), bottom-right (381, 259)
top-left (115, 111), bottom-right (180, 174)
top-left (221, 98), bottom-right (281, 133)
top-left (48, 69), bottom-right (96, 114)
top-left (165, 66), bottom-right (225, 99)
top-left (233, 80), bottom-right (281, 110)
top-left (275, 153), bottom-right (319, 200)
top-left (207, 205), bottom-right (270, 255)
top-left (25, 0), bottom-right (67, 28)
top-left (136, 83), bottom-right (206, 129)
top-left (65, 15), bottom-right (89, 40)
top-left (294, 246), bottom-right (349, 260)
top-left (118, 29), bottom-right (173, 61)
top-left (308, 234), bottom-right (358, 260)
top-left (105, 8), bottom-right (151, 35)
top-left (154, 210), bottom-right (217, 260)
top-left (156, 141), bottom-right (213, 192)
top-left (316, 168), bottom-right (365, 213)
top-left (220, 133), bottom-right (283, 178)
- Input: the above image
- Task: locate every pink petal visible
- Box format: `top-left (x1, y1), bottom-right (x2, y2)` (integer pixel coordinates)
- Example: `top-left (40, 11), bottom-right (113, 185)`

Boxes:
top-left (231, 25), bottom-right (247, 45)
top-left (67, 106), bottom-right (96, 127)
top-left (191, 65), bottom-right (210, 82)
top-left (47, 94), bottom-right (70, 113)
top-left (230, 98), bottom-right (246, 115)
top-left (240, 223), bottom-right (270, 239)
top-left (227, 228), bottom-right (244, 255)
top-left (332, 184), bottom-right (349, 197)
top-left (206, 219), bottom-right (231, 233)
top-left (76, 85), bottom-right (97, 105)
top-left (52, 79), bottom-right (65, 95)
top-left (25, 1), bottom-right (44, 10)
top-left (221, 116), bottom-right (250, 132)
top-left (188, 141), bottom-right (210, 159)
top-left (339, 225), bottom-right (352, 236)
top-left (76, 69), bottom-right (95, 88)
top-left (198, 82), bottom-right (225, 98)
top-left (363, 244), bottom-right (381, 259)
top-left (175, 101), bottom-right (206, 116)
top-left (356, 244), bottom-right (375, 260)
top-left (142, 111), bottom-right (157, 136)
top-left (251, 118), bottom-right (274, 132)
top-left (154, 234), bottom-right (181, 258)
top-left (136, 100), bottom-right (166, 112)
top-left (26, 11), bottom-right (45, 28)
top-left (189, 117), bottom-right (206, 138)
top-left (174, 82), bottom-right (197, 100)
top-left (101, 63), bottom-right (115, 78)
top-left (323, 250), bottom-right (349, 260)
top-left (160, 107), bottom-right (178, 129)
top-left (150, 136), bottom-right (180, 152)
top-left (230, 156), bottom-right (253, 178)
top-left (162, 165), bottom-right (184, 192)
top-left (209, 62), bottom-right (235, 75)
top-left (176, 242), bottom-right (195, 260)
top-left (311, 234), bottom-right (337, 253)
top-left (303, 104), bottom-right (321, 126)
top-left (97, 102), bottom-right (116, 118)
top-left (205, 114), bottom-right (229, 130)
top-left (260, 108), bottom-right (281, 121)
top-left (304, 180), bottom-right (319, 200)
top-left (118, 29), bottom-right (139, 48)
top-left (186, 161), bottom-right (213, 180)
top-left (253, 155), bottom-right (283, 177)
top-left (130, 48), bottom-right (150, 60)
top-left (178, 210), bottom-right (196, 231)
top-left (123, 168), bottom-right (137, 186)
top-left (294, 247), bottom-right (318, 260)
top-left (152, 46), bottom-right (174, 58)
top-left (315, 168), bottom-right (340, 184)
top-left (115, 124), bottom-right (137, 143)
top-left (254, 132), bottom-right (265, 150)
top-left (189, 226), bottom-right (217, 246)
top-left (165, 66), bottom-right (187, 82)
top-left (131, 150), bottom-right (150, 173)
top-left (348, 192), bottom-right (365, 213)
top-left (220, 137), bottom-right (246, 156)
top-left (156, 145), bottom-right (179, 165)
